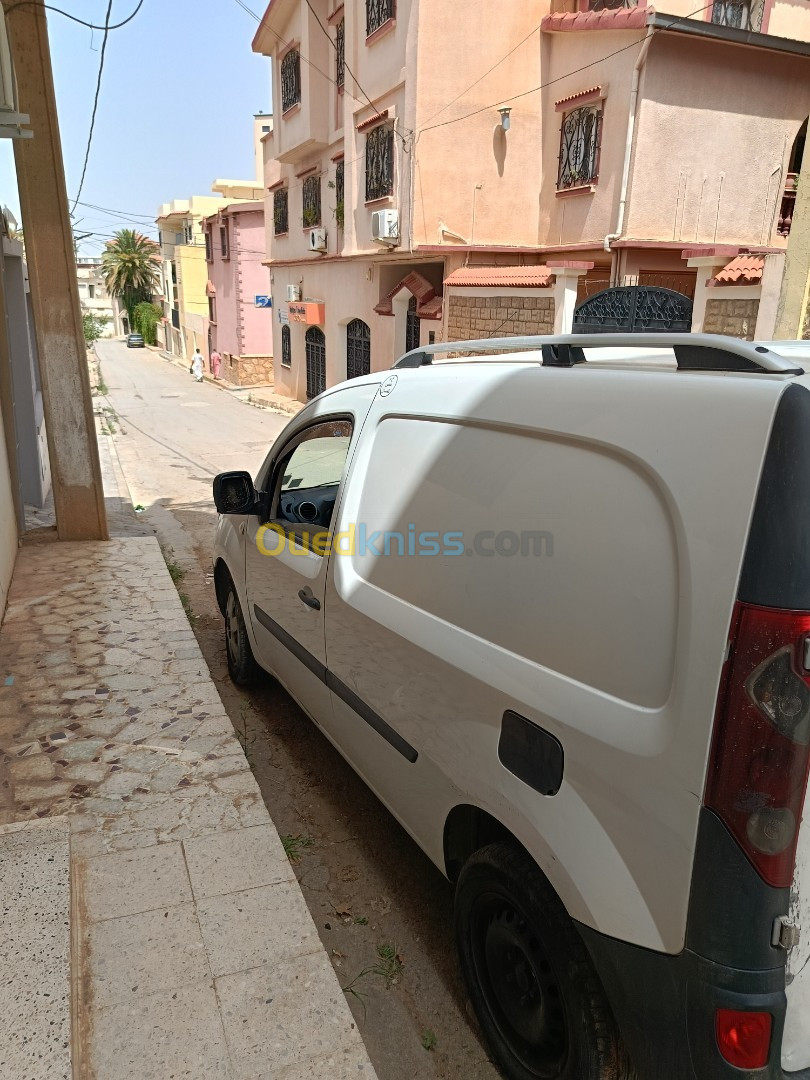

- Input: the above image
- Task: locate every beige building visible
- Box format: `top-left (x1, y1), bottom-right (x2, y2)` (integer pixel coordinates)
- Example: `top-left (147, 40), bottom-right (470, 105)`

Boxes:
top-left (254, 0), bottom-right (810, 401)
top-left (76, 258), bottom-right (121, 336)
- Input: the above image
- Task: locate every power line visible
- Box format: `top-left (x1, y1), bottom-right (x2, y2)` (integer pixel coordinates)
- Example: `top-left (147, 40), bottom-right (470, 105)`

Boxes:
top-left (3, 0), bottom-right (145, 29)
top-left (418, 3), bottom-right (714, 135)
top-left (71, 0), bottom-right (115, 212)
top-left (76, 199), bottom-right (155, 221)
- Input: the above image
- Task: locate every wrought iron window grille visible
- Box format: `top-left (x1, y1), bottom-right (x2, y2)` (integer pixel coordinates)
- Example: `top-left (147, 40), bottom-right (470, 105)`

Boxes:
top-left (711, 0), bottom-right (764, 30)
top-left (589, 0), bottom-right (638, 8)
top-left (281, 324), bottom-right (291, 367)
top-left (557, 105), bottom-right (601, 190)
top-left (346, 319), bottom-right (370, 379)
top-left (336, 18), bottom-right (345, 88)
top-left (366, 0), bottom-right (394, 36)
top-left (273, 189), bottom-right (289, 236)
top-left (302, 175), bottom-right (322, 228)
top-left (281, 48), bottom-right (301, 113)
top-left (406, 295), bottom-right (420, 352)
top-left (365, 124), bottom-right (394, 202)
top-left (305, 327), bottom-right (326, 399)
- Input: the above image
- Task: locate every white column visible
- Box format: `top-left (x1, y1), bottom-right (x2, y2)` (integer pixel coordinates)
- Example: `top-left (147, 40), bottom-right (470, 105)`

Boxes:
top-left (687, 257), bottom-right (731, 333)
top-left (547, 262), bottom-right (592, 334)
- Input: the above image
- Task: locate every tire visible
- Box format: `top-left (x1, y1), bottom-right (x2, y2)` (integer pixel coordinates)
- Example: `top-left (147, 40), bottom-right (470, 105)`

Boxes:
top-left (223, 579), bottom-right (261, 685)
top-left (455, 842), bottom-right (634, 1080)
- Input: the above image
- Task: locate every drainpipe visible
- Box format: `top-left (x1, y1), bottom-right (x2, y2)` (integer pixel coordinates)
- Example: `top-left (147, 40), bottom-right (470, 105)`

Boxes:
top-left (604, 23), bottom-right (655, 253)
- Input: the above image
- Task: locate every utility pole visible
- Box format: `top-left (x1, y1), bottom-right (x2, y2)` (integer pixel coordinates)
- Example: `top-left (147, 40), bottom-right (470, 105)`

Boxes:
top-left (3, 0), bottom-right (107, 540)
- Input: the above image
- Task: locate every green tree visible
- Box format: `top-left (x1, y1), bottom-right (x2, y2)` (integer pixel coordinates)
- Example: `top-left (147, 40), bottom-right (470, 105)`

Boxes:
top-left (101, 229), bottom-right (160, 331)
top-left (132, 301), bottom-right (163, 346)
top-left (82, 310), bottom-right (109, 347)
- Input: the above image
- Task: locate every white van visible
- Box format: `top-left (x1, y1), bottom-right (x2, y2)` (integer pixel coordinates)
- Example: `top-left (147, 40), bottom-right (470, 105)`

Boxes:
top-left (212, 333), bottom-right (810, 1080)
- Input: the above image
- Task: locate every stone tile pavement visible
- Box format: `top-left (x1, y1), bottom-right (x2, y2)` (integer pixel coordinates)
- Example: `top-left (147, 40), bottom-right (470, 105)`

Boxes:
top-left (0, 537), bottom-right (377, 1079)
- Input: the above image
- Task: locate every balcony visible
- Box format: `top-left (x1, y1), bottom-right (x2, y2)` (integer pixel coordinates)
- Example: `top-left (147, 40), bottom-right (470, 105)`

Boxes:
top-left (550, 0), bottom-right (637, 12)
top-left (777, 174), bottom-right (798, 238)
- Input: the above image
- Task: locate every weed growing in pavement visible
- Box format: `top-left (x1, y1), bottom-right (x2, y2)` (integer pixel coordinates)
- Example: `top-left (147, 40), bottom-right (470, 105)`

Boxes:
top-left (342, 943), bottom-right (405, 1017)
top-left (161, 548), bottom-right (198, 627)
top-left (421, 1029), bottom-right (438, 1052)
top-left (281, 833), bottom-right (314, 861)
top-left (236, 700), bottom-right (256, 770)
top-left (354, 915), bottom-right (369, 925)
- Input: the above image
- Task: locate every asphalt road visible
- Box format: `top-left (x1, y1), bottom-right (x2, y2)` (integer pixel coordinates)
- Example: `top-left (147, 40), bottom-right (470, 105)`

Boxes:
top-left (94, 338), bottom-right (501, 1080)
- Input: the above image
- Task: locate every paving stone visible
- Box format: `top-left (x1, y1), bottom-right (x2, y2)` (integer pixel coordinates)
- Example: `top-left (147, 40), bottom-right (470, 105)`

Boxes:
top-left (89, 980), bottom-right (230, 1080)
top-left (197, 881), bottom-right (322, 977)
top-left (82, 841), bottom-right (192, 921)
top-left (216, 953), bottom-right (366, 1076)
top-left (184, 824), bottom-right (294, 899)
top-left (86, 903), bottom-right (209, 1007)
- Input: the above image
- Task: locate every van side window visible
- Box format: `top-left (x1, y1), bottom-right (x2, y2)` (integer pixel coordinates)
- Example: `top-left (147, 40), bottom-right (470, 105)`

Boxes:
top-left (268, 419), bottom-right (352, 549)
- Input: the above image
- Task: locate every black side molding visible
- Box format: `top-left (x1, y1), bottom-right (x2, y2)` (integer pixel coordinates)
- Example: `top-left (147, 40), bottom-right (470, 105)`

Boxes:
top-left (498, 711), bottom-right (563, 796)
top-left (252, 604), bottom-right (417, 763)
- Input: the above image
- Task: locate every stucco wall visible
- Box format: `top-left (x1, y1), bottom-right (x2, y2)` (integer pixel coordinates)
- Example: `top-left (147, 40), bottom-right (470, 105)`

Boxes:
top-left (626, 34), bottom-right (810, 246)
top-left (446, 293), bottom-right (555, 340)
top-left (652, 0), bottom-right (810, 41)
top-left (703, 296), bottom-right (760, 339)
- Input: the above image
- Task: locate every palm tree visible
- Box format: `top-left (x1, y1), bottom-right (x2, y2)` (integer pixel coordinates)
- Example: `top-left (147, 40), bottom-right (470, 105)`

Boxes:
top-left (101, 229), bottom-right (160, 331)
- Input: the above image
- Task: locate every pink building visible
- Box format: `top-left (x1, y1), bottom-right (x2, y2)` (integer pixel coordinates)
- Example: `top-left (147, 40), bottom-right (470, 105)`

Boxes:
top-left (203, 202), bottom-right (273, 385)
top-left (253, 0), bottom-right (810, 401)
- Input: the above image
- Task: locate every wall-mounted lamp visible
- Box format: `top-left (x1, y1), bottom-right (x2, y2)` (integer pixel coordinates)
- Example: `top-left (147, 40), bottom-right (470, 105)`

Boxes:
top-left (498, 107), bottom-right (512, 132)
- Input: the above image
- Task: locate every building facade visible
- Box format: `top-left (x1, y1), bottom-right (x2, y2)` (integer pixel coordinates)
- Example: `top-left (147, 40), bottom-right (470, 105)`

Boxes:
top-left (203, 201), bottom-right (274, 385)
top-left (254, 0), bottom-right (810, 401)
top-left (76, 258), bottom-right (119, 336)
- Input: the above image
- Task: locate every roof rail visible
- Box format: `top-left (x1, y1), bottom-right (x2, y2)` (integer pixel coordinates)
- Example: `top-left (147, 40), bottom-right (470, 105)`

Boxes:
top-left (393, 333), bottom-right (804, 376)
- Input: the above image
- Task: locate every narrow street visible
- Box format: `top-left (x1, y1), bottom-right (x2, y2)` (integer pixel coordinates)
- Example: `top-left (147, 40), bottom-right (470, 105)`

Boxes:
top-left (94, 338), bottom-right (501, 1080)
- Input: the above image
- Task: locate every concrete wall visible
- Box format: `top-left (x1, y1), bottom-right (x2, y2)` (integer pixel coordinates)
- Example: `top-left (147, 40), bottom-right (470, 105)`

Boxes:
top-left (0, 394), bottom-right (18, 618)
top-left (627, 34), bottom-right (810, 246)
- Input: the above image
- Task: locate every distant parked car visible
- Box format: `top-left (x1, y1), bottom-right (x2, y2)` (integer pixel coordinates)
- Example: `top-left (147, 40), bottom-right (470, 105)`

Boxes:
top-left (126, 333), bottom-right (144, 348)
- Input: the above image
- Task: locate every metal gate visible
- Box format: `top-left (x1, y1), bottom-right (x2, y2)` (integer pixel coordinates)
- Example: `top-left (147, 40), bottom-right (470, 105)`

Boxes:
top-left (572, 286), bottom-right (693, 334)
top-left (305, 327), bottom-right (326, 399)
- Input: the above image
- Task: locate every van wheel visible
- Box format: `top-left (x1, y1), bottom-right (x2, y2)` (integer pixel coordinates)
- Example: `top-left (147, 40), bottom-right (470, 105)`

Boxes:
top-left (224, 580), bottom-right (260, 685)
top-left (455, 843), bottom-right (632, 1080)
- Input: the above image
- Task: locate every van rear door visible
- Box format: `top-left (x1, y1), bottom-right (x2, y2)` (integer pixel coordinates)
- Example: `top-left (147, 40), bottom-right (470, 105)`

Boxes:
top-left (783, 807), bottom-right (809, 1071)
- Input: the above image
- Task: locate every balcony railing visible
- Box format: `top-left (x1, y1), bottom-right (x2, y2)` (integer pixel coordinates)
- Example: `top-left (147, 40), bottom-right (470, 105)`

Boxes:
top-left (778, 174), bottom-right (798, 238)
top-left (550, 0), bottom-right (637, 11)
top-left (711, 0), bottom-right (764, 31)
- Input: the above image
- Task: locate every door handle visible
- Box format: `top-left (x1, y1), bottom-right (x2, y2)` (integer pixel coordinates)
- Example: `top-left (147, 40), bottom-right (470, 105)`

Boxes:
top-left (297, 587), bottom-right (321, 611)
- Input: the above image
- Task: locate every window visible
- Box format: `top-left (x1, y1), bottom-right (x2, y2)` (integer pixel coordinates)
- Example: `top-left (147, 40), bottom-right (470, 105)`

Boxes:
top-left (88, 283), bottom-right (96, 299)
top-left (365, 124), bottom-right (394, 202)
top-left (262, 124), bottom-right (271, 133)
top-left (406, 295), bottom-right (420, 352)
top-left (557, 105), bottom-right (601, 190)
top-left (220, 224), bottom-right (229, 258)
top-left (335, 160), bottom-right (344, 229)
top-left (336, 18), bottom-right (345, 88)
top-left (303, 175), bottom-right (321, 227)
top-left (281, 324), bottom-right (291, 367)
top-left (366, 0), bottom-right (394, 36)
top-left (305, 326), bottom-right (326, 399)
top-left (711, 0), bottom-right (764, 29)
top-left (346, 319), bottom-right (370, 379)
top-left (208, 296), bottom-right (217, 323)
top-left (273, 189), bottom-right (289, 236)
top-left (183, 222), bottom-right (194, 245)
top-left (205, 230), bottom-right (212, 261)
top-left (269, 419), bottom-right (353, 546)
top-left (281, 48), bottom-right (301, 112)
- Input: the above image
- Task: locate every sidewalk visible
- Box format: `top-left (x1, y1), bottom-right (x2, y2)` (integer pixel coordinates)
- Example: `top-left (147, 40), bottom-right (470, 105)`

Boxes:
top-left (152, 346), bottom-right (304, 419)
top-left (0, 436), bottom-right (376, 1077)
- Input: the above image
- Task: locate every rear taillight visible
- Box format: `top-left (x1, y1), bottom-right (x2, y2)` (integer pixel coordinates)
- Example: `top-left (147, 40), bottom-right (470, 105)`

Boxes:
top-left (716, 1009), bottom-right (772, 1069)
top-left (706, 602), bottom-right (810, 889)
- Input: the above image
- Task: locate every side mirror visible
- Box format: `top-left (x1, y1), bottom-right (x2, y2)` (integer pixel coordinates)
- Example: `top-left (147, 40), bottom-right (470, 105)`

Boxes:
top-left (213, 471), bottom-right (257, 515)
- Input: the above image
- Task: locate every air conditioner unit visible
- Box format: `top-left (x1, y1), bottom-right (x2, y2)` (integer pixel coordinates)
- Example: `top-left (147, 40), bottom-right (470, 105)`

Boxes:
top-left (286, 284), bottom-right (301, 303)
top-left (0, 17), bottom-right (31, 139)
top-left (309, 228), bottom-right (327, 253)
top-left (371, 209), bottom-right (400, 246)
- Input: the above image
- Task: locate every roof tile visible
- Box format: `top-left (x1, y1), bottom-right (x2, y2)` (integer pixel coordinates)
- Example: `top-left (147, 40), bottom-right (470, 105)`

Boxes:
top-left (713, 255), bottom-right (765, 284)
top-left (444, 266), bottom-right (552, 288)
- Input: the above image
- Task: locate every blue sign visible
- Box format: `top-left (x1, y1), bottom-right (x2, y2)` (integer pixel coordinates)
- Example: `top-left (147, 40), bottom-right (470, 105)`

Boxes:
top-left (255, 295), bottom-right (272, 308)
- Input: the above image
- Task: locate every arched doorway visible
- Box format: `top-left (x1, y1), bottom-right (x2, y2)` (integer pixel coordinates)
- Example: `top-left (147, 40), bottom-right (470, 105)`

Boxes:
top-left (573, 286), bottom-right (693, 333)
top-left (305, 326), bottom-right (326, 399)
top-left (346, 318), bottom-right (370, 379)
top-left (405, 295), bottom-right (421, 352)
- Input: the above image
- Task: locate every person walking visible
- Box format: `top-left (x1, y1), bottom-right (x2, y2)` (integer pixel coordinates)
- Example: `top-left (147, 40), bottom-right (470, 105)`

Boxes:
top-left (191, 347), bottom-right (204, 383)
top-left (210, 348), bottom-right (222, 380)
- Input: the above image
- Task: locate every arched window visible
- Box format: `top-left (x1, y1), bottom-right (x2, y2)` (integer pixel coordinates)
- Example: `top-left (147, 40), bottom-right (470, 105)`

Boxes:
top-left (305, 326), bottom-right (326, 399)
top-left (346, 319), bottom-right (370, 379)
top-left (280, 324), bottom-right (291, 367)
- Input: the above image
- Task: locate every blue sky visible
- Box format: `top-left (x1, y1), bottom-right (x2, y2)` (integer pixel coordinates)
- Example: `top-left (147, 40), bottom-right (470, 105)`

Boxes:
top-left (0, 0), bottom-right (271, 256)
